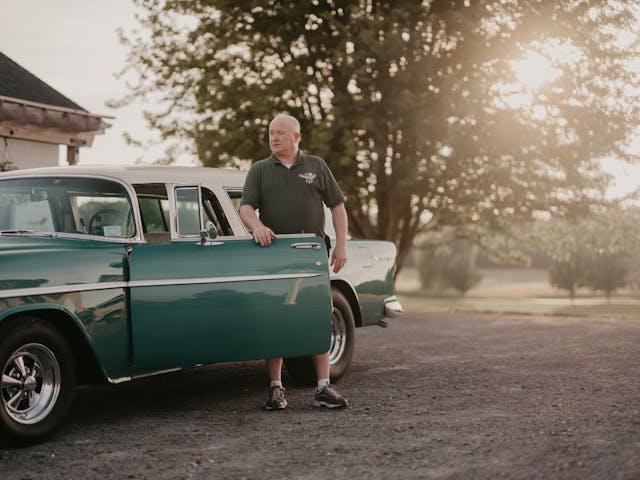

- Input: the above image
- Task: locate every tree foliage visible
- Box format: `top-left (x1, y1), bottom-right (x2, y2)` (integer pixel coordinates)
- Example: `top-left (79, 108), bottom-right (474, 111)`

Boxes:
top-left (540, 220), bottom-right (590, 300)
top-left (535, 208), bottom-right (640, 299)
top-left (416, 227), bottom-right (482, 295)
top-left (0, 161), bottom-right (16, 172)
top-left (548, 255), bottom-right (588, 301)
top-left (118, 0), bottom-right (640, 270)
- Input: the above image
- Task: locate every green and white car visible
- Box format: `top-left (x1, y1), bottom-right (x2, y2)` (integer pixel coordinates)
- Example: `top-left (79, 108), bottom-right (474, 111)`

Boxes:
top-left (0, 165), bottom-right (402, 442)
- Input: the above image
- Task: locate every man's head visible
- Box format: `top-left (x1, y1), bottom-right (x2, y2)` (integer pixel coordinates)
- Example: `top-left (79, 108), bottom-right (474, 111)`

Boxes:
top-left (269, 114), bottom-right (301, 160)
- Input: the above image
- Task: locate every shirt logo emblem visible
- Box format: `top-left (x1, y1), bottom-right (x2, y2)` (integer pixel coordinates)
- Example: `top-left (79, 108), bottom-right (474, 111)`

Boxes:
top-left (299, 172), bottom-right (317, 184)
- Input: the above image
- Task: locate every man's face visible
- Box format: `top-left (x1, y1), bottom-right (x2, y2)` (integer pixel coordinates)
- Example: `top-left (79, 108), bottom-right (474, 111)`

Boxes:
top-left (269, 117), bottom-right (300, 158)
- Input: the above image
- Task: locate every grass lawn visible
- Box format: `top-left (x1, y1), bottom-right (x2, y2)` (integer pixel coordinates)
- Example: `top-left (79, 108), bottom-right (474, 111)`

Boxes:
top-left (396, 267), bottom-right (640, 318)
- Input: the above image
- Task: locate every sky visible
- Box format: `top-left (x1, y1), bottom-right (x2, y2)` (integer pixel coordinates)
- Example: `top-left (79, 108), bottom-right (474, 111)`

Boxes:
top-left (1, 0), bottom-right (639, 197)
top-left (0, 0), bottom-right (176, 166)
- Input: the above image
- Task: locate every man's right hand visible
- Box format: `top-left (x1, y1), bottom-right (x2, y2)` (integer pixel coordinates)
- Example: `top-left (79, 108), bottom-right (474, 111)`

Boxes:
top-left (252, 225), bottom-right (276, 246)
top-left (240, 204), bottom-right (276, 247)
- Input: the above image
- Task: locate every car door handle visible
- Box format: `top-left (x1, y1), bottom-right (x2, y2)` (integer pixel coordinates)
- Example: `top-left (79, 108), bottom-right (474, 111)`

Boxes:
top-left (291, 242), bottom-right (322, 250)
top-left (197, 240), bottom-right (225, 247)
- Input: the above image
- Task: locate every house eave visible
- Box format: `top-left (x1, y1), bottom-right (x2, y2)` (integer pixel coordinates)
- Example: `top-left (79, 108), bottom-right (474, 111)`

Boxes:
top-left (0, 95), bottom-right (112, 146)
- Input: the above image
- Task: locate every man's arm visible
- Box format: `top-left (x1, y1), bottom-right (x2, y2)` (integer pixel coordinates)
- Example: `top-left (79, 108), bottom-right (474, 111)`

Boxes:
top-left (239, 204), bottom-right (276, 246)
top-left (330, 202), bottom-right (348, 273)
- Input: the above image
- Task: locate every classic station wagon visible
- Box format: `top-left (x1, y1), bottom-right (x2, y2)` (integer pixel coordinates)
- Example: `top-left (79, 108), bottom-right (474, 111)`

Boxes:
top-left (0, 166), bottom-right (402, 442)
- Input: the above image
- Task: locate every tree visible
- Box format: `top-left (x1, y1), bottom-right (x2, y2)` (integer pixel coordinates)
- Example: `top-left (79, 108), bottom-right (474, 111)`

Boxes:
top-left (416, 228), bottom-right (455, 291)
top-left (416, 227), bottom-right (482, 295)
top-left (540, 220), bottom-right (590, 300)
top-left (444, 240), bottom-right (482, 295)
top-left (579, 208), bottom-right (639, 300)
top-left (536, 208), bottom-right (640, 300)
top-left (585, 248), bottom-right (629, 301)
top-left (549, 258), bottom-right (586, 301)
top-left (118, 1), bottom-right (640, 272)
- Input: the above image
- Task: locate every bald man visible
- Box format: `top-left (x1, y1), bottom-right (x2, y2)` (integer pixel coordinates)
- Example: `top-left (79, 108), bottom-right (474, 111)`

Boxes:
top-left (240, 114), bottom-right (348, 410)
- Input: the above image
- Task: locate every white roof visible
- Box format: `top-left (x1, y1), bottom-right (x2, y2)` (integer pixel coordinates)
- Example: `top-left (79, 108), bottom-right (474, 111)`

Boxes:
top-left (0, 165), bottom-right (247, 188)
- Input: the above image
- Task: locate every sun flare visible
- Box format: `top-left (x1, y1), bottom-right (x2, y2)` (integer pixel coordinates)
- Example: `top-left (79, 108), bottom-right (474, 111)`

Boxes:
top-left (510, 53), bottom-right (561, 90)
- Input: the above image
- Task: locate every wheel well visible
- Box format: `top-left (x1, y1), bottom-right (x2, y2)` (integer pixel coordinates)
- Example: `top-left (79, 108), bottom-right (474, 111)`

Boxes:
top-left (0, 310), bottom-right (106, 385)
top-left (331, 280), bottom-right (363, 327)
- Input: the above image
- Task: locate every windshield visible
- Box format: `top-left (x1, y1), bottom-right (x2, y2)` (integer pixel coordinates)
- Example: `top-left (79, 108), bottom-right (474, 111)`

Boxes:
top-left (0, 177), bottom-right (135, 239)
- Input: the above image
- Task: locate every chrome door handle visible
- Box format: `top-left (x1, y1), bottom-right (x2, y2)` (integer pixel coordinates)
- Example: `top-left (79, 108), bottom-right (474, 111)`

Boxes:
top-left (197, 241), bottom-right (225, 247)
top-left (291, 242), bottom-right (322, 250)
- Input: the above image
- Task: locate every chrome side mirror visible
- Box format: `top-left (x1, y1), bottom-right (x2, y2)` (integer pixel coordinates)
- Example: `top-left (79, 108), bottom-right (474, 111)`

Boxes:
top-left (200, 220), bottom-right (218, 243)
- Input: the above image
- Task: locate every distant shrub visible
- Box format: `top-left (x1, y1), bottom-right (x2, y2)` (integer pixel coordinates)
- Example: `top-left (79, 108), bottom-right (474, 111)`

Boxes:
top-left (416, 228), bottom-right (482, 296)
top-left (0, 160), bottom-right (16, 172)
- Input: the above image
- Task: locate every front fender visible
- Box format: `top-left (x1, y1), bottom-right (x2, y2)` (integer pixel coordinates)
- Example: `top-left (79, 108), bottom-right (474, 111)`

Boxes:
top-left (0, 290), bottom-right (130, 383)
top-left (0, 302), bottom-right (79, 324)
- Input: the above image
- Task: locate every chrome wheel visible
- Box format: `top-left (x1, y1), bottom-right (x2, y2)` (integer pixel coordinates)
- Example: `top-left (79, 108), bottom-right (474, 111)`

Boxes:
top-left (330, 305), bottom-right (347, 366)
top-left (1, 343), bottom-right (61, 425)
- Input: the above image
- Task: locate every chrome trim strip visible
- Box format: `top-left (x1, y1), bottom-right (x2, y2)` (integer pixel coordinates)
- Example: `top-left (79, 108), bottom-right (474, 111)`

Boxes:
top-left (276, 233), bottom-right (318, 239)
top-left (131, 368), bottom-right (181, 380)
top-left (109, 376), bottom-right (133, 384)
top-left (55, 232), bottom-right (142, 244)
top-left (0, 273), bottom-right (323, 299)
top-left (128, 272), bottom-right (322, 288)
top-left (0, 281), bottom-right (128, 299)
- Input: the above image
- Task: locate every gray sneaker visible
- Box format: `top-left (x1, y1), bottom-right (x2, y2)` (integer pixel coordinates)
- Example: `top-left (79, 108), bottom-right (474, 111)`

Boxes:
top-left (264, 386), bottom-right (288, 410)
top-left (313, 385), bottom-right (348, 409)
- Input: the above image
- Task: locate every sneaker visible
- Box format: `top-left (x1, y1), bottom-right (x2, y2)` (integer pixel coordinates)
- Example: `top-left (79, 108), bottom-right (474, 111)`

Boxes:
top-left (313, 385), bottom-right (348, 409)
top-left (264, 386), bottom-right (288, 410)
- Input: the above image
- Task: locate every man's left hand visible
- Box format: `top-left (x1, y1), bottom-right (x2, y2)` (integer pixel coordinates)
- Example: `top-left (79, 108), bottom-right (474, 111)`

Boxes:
top-left (330, 244), bottom-right (347, 273)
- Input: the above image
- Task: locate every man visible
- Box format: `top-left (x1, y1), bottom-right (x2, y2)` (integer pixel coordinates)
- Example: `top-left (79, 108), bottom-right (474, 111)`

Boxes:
top-left (239, 113), bottom-right (349, 410)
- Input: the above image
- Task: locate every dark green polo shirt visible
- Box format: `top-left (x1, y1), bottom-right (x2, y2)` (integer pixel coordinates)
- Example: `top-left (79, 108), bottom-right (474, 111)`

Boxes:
top-left (240, 152), bottom-right (345, 236)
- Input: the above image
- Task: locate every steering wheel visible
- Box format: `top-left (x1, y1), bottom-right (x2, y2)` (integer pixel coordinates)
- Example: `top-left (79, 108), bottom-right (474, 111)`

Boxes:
top-left (88, 209), bottom-right (131, 236)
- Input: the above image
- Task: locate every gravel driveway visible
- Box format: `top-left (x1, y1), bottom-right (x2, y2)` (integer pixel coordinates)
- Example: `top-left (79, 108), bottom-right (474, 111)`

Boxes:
top-left (2, 312), bottom-right (640, 479)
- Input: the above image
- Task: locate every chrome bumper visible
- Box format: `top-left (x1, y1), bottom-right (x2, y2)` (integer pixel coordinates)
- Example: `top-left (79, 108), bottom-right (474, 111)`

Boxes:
top-left (384, 298), bottom-right (404, 318)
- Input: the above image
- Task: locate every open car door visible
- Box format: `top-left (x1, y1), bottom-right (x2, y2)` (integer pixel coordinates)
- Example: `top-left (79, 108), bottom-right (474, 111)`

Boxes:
top-left (128, 184), bottom-right (331, 373)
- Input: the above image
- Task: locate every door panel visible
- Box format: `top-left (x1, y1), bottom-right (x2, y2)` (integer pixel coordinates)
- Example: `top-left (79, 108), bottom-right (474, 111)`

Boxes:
top-left (128, 236), bottom-right (331, 373)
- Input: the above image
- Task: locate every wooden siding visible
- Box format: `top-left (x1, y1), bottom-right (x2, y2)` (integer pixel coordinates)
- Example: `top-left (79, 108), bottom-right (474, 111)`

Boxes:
top-left (1, 137), bottom-right (58, 169)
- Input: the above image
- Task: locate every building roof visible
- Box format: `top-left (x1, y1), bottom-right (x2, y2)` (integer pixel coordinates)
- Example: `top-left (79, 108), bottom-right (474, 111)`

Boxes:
top-left (0, 51), bottom-right (85, 111)
top-left (0, 51), bottom-right (110, 148)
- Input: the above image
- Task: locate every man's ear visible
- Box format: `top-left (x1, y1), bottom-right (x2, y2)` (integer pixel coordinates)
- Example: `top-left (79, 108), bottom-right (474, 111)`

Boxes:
top-left (295, 132), bottom-right (301, 143)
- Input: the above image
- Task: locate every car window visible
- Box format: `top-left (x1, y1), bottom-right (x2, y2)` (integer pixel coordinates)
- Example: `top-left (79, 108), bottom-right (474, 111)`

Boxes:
top-left (202, 188), bottom-right (233, 236)
top-left (0, 188), bottom-right (54, 232)
top-left (138, 197), bottom-right (170, 232)
top-left (134, 184), bottom-right (170, 234)
top-left (226, 189), bottom-right (242, 213)
top-left (0, 177), bottom-right (134, 238)
top-left (72, 194), bottom-right (133, 238)
top-left (134, 184), bottom-right (234, 241)
top-left (175, 187), bottom-right (201, 236)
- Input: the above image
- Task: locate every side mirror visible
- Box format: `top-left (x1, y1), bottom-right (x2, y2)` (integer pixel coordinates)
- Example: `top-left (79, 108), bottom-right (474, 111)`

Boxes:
top-left (200, 220), bottom-right (218, 243)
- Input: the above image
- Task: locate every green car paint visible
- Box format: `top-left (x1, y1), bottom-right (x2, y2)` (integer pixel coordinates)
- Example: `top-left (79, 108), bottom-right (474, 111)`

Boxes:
top-left (0, 236), bottom-right (131, 380)
top-left (129, 237), bottom-right (331, 372)
top-left (0, 235), bottom-right (331, 382)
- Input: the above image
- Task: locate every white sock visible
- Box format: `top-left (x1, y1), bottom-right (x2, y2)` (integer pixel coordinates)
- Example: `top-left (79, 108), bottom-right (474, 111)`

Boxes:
top-left (317, 378), bottom-right (330, 391)
top-left (270, 380), bottom-right (283, 388)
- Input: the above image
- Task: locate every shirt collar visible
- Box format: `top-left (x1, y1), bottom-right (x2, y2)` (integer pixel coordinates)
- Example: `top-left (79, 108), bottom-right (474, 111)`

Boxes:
top-left (271, 151), bottom-right (305, 168)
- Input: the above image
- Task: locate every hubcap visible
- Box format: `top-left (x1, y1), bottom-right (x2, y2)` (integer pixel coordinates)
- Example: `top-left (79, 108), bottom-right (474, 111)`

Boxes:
top-left (329, 306), bottom-right (347, 365)
top-left (1, 343), bottom-right (61, 425)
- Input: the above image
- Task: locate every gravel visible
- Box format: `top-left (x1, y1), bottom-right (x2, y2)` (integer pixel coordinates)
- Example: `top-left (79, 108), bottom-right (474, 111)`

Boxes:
top-left (2, 312), bottom-right (640, 479)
